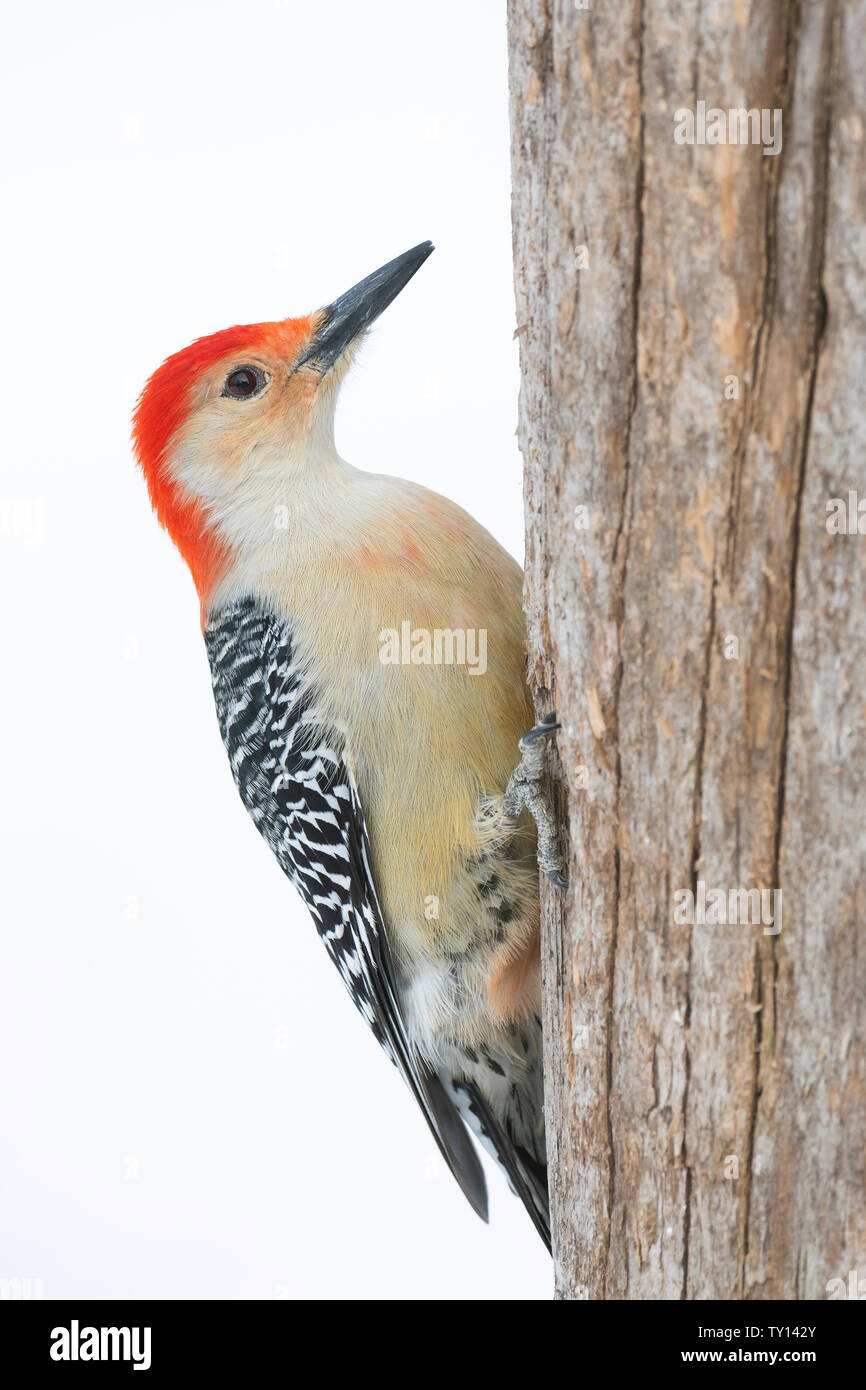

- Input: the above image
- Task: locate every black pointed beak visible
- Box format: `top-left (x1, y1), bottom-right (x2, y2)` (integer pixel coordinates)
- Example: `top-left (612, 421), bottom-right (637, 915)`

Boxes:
top-left (296, 241), bottom-right (434, 371)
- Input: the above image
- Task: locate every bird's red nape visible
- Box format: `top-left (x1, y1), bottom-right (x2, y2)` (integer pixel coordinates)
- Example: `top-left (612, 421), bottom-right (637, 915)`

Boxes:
top-left (132, 315), bottom-right (314, 617)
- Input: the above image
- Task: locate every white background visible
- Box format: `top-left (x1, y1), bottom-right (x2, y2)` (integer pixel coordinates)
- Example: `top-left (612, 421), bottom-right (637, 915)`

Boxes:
top-left (0, 0), bottom-right (551, 1298)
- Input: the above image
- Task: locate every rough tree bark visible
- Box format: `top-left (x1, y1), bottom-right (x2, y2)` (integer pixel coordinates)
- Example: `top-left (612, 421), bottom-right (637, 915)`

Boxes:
top-left (507, 0), bottom-right (864, 1299)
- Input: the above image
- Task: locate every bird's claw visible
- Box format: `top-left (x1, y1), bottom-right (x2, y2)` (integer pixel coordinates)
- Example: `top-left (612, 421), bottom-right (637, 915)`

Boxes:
top-left (519, 711), bottom-right (561, 750)
top-left (505, 711), bottom-right (568, 891)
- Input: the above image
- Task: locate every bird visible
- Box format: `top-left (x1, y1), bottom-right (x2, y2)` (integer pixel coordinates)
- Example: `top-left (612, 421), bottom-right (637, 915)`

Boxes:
top-left (132, 242), bottom-right (565, 1250)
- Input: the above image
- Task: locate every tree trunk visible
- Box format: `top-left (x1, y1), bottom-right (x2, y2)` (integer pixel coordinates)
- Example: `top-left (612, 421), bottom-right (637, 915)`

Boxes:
top-left (507, 0), bottom-right (864, 1300)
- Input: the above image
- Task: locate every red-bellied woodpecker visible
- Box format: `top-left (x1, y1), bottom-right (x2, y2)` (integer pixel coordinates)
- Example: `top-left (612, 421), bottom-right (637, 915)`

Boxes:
top-left (133, 243), bottom-right (565, 1249)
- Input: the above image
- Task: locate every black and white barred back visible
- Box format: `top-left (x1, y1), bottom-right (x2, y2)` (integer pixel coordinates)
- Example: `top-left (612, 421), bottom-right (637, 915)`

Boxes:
top-left (204, 596), bottom-right (550, 1248)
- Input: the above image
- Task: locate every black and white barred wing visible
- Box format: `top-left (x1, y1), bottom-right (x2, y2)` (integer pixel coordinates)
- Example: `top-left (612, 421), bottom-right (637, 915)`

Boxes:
top-left (204, 598), bottom-right (488, 1223)
top-left (449, 1068), bottom-right (550, 1251)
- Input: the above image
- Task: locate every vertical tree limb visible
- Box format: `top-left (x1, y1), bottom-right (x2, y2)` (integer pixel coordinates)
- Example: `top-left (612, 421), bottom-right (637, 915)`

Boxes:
top-left (508, 0), bottom-right (864, 1300)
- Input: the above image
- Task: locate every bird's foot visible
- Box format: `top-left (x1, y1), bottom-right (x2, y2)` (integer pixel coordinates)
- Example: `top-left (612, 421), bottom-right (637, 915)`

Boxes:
top-left (504, 712), bottom-right (568, 889)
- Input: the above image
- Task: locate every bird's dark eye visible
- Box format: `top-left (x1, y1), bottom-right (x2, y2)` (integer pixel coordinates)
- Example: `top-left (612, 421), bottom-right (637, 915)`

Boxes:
top-left (222, 365), bottom-right (266, 399)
